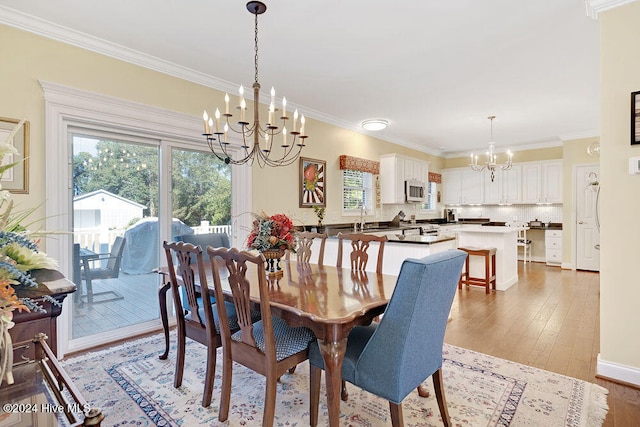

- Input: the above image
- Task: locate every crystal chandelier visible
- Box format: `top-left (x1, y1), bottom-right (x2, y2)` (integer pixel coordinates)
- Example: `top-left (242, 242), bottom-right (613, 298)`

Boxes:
top-left (202, 1), bottom-right (307, 167)
top-left (469, 115), bottom-right (513, 182)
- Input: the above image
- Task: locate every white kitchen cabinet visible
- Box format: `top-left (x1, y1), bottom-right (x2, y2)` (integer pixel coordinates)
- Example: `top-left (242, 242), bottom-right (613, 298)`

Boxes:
top-left (483, 165), bottom-right (522, 205)
top-left (545, 229), bottom-right (562, 266)
top-left (379, 153), bottom-right (428, 204)
top-left (442, 167), bottom-right (483, 205)
top-left (521, 160), bottom-right (562, 204)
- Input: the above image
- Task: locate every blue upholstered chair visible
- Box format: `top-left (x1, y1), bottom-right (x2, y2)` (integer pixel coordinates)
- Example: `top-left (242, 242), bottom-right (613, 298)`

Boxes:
top-left (308, 249), bottom-right (467, 427)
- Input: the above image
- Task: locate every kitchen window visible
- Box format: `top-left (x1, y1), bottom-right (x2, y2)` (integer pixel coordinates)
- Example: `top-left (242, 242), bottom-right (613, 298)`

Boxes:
top-left (342, 169), bottom-right (373, 214)
top-left (420, 181), bottom-right (437, 211)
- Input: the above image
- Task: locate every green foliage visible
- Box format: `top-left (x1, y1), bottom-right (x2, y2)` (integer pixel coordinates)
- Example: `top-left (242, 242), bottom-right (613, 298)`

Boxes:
top-left (72, 140), bottom-right (231, 227)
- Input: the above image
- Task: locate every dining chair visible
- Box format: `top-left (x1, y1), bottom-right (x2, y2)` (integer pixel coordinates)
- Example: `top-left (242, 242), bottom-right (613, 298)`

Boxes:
top-left (207, 246), bottom-right (316, 427)
top-left (79, 236), bottom-right (126, 304)
top-left (336, 232), bottom-right (388, 399)
top-left (336, 232), bottom-right (387, 274)
top-left (287, 231), bottom-right (327, 265)
top-left (162, 240), bottom-right (240, 408)
top-left (308, 249), bottom-right (468, 427)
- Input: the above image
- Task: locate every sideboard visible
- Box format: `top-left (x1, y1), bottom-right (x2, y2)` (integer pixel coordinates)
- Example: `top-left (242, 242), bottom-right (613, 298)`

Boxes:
top-left (10, 269), bottom-right (76, 363)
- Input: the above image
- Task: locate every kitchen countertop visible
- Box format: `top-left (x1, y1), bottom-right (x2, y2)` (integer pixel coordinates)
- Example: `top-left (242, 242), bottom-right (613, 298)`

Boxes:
top-left (385, 234), bottom-right (456, 245)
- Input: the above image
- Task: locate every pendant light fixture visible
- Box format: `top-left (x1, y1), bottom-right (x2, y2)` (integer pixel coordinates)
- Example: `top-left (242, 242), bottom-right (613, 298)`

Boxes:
top-left (202, 1), bottom-right (308, 167)
top-left (469, 115), bottom-right (513, 182)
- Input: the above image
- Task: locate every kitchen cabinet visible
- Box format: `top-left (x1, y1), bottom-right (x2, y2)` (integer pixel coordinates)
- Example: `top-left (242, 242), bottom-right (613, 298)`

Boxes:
top-left (442, 168), bottom-right (484, 205)
top-left (379, 153), bottom-right (428, 204)
top-left (483, 165), bottom-right (522, 204)
top-left (545, 229), bottom-right (562, 266)
top-left (522, 160), bottom-right (562, 204)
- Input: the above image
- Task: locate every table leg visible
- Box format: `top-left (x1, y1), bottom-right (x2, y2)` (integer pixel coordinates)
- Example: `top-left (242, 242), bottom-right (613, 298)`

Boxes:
top-left (318, 338), bottom-right (347, 427)
top-left (158, 282), bottom-right (171, 360)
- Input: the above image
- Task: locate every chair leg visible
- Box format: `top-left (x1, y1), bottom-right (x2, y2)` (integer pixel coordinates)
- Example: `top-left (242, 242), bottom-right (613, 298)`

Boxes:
top-left (174, 333), bottom-right (185, 388)
top-left (389, 401), bottom-right (404, 427)
top-left (201, 340), bottom-right (216, 408)
top-left (309, 365), bottom-right (322, 427)
top-left (85, 276), bottom-right (94, 304)
top-left (263, 371), bottom-right (277, 427)
top-left (432, 368), bottom-right (451, 427)
top-left (218, 345), bottom-right (233, 422)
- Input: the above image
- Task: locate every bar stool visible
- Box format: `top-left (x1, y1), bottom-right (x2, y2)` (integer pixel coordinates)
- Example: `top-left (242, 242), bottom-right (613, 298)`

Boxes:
top-left (458, 246), bottom-right (497, 294)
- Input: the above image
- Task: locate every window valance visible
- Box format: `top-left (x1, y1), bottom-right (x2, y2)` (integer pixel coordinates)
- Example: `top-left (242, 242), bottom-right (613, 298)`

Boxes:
top-left (428, 172), bottom-right (442, 184)
top-left (339, 155), bottom-right (380, 174)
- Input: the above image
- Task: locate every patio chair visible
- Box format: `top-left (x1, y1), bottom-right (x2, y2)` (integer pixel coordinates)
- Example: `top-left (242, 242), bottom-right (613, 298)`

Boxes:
top-left (79, 236), bottom-right (126, 304)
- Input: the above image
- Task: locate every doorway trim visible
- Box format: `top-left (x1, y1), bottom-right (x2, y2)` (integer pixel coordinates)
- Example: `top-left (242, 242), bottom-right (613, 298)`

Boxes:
top-left (42, 81), bottom-right (251, 356)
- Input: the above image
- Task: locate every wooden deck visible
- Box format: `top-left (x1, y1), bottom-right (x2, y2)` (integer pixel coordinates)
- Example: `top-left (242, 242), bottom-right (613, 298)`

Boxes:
top-left (71, 272), bottom-right (159, 339)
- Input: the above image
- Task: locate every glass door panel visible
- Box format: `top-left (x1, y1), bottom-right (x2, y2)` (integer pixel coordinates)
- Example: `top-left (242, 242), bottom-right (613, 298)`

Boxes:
top-left (71, 134), bottom-right (159, 339)
top-left (170, 148), bottom-right (232, 239)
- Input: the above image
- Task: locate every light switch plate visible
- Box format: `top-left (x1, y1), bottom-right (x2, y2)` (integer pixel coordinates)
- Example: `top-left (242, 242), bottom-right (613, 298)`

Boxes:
top-left (629, 157), bottom-right (640, 174)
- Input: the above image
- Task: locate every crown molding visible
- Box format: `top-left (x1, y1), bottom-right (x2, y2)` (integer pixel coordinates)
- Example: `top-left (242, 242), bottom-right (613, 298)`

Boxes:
top-left (1, 5), bottom-right (443, 158)
top-left (586, 0), bottom-right (638, 17)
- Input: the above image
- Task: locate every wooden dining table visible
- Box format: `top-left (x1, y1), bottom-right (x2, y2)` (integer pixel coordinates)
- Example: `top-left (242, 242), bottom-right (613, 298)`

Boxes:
top-left (157, 259), bottom-right (399, 426)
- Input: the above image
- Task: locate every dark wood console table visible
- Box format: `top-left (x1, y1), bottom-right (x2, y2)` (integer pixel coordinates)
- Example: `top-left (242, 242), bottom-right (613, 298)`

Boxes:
top-left (10, 269), bottom-right (76, 363)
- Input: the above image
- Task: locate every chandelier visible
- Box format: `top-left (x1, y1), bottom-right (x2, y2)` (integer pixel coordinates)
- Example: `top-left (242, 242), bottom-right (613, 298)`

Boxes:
top-left (469, 115), bottom-right (513, 182)
top-left (202, 1), bottom-right (307, 167)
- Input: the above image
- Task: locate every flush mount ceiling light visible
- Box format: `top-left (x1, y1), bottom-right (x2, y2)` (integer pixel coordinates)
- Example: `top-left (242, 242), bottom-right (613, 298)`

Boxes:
top-left (361, 119), bottom-right (388, 131)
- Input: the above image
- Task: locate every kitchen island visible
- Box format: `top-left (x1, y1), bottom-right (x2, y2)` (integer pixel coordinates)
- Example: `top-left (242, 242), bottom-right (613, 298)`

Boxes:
top-left (454, 225), bottom-right (519, 291)
top-left (319, 233), bottom-right (457, 276)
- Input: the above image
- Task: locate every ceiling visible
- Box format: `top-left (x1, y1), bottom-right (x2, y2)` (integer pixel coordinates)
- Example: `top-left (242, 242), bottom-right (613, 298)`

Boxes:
top-left (0, 0), bottom-right (602, 157)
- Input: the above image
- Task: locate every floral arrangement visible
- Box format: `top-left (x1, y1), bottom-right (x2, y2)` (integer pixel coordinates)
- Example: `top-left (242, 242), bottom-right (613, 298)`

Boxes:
top-left (246, 211), bottom-right (296, 253)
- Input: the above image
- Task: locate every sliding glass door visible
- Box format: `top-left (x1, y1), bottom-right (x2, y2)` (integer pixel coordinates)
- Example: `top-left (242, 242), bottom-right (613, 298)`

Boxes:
top-left (69, 132), bottom-right (232, 345)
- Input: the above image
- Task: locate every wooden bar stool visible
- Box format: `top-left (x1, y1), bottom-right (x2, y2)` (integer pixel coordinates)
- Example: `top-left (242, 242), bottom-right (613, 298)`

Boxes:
top-left (458, 246), bottom-right (497, 294)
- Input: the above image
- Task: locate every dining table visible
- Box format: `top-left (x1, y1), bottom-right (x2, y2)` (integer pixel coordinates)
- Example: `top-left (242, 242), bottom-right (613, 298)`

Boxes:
top-left (157, 258), bottom-right (399, 426)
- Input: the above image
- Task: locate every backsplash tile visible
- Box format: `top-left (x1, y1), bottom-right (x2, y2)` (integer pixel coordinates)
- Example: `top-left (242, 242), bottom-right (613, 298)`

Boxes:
top-left (455, 205), bottom-right (563, 224)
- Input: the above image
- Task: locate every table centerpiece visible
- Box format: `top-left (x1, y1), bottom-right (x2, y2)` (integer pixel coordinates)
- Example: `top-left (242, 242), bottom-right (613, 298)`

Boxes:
top-left (247, 211), bottom-right (295, 278)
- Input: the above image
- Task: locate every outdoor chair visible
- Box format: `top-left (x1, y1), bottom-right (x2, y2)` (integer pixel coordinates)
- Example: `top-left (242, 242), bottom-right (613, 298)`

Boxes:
top-left (79, 236), bottom-right (126, 304)
top-left (308, 249), bottom-right (468, 427)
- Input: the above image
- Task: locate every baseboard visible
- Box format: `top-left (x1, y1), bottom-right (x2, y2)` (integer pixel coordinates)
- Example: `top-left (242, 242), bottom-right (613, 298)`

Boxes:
top-left (597, 354), bottom-right (640, 387)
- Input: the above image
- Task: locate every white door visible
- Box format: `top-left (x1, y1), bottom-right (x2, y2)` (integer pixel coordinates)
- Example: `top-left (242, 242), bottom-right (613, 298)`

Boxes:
top-left (576, 164), bottom-right (600, 271)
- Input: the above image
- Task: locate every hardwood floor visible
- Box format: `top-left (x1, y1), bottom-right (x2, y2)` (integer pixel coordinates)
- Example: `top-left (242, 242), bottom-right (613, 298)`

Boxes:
top-left (446, 261), bottom-right (640, 426)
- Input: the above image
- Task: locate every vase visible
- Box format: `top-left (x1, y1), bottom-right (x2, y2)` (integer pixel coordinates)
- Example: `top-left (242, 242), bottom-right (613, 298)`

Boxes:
top-left (0, 318), bottom-right (14, 386)
top-left (261, 249), bottom-right (285, 279)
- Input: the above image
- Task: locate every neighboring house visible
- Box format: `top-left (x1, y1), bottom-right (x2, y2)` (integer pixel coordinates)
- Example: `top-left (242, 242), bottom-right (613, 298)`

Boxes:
top-left (73, 189), bottom-right (146, 230)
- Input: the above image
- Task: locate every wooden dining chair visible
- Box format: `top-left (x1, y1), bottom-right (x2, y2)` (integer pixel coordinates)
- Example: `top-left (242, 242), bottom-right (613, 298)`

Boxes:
top-left (336, 232), bottom-right (387, 274)
top-left (162, 240), bottom-right (241, 408)
top-left (287, 231), bottom-right (327, 265)
top-left (309, 249), bottom-right (468, 427)
top-left (207, 246), bottom-right (316, 427)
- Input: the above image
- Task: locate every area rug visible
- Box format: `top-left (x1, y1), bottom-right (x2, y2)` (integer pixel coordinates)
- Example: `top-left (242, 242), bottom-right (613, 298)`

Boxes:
top-left (61, 333), bottom-right (608, 426)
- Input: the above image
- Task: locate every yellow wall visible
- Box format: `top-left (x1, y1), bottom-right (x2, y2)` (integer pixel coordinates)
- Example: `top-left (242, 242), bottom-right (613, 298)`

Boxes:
top-left (599, 3), bottom-right (640, 373)
top-left (0, 24), bottom-right (440, 235)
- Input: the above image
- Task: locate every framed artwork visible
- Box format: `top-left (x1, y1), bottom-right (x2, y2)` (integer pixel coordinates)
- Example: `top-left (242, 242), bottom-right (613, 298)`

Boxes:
top-left (0, 117), bottom-right (29, 193)
top-left (299, 157), bottom-right (326, 208)
top-left (632, 91), bottom-right (640, 145)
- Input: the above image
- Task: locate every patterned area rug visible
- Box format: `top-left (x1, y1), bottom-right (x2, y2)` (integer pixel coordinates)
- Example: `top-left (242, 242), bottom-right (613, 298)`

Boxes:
top-left (61, 333), bottom-right (608, 426)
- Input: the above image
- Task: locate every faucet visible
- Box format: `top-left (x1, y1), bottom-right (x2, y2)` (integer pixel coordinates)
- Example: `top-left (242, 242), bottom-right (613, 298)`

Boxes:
top-left (354, 204), bottom-right (367, 231)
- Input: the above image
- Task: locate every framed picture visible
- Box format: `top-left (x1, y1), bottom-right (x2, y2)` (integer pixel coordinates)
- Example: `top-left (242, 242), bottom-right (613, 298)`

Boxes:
top-left (299, 157), bottom-right (326, 208)
top-left (632, 91), bottom-right (640, 145)
top-left (0, 117), bottom-right (29, 193)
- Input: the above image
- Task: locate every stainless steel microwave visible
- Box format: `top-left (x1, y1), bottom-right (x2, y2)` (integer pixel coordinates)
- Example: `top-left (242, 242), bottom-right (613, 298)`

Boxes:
top-left (405, 180), bottom-right (425, 202)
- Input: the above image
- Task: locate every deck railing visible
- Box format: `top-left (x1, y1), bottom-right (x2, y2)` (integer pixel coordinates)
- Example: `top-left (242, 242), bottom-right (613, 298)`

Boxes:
top-left (74, 223), bottom-right (231, 252)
